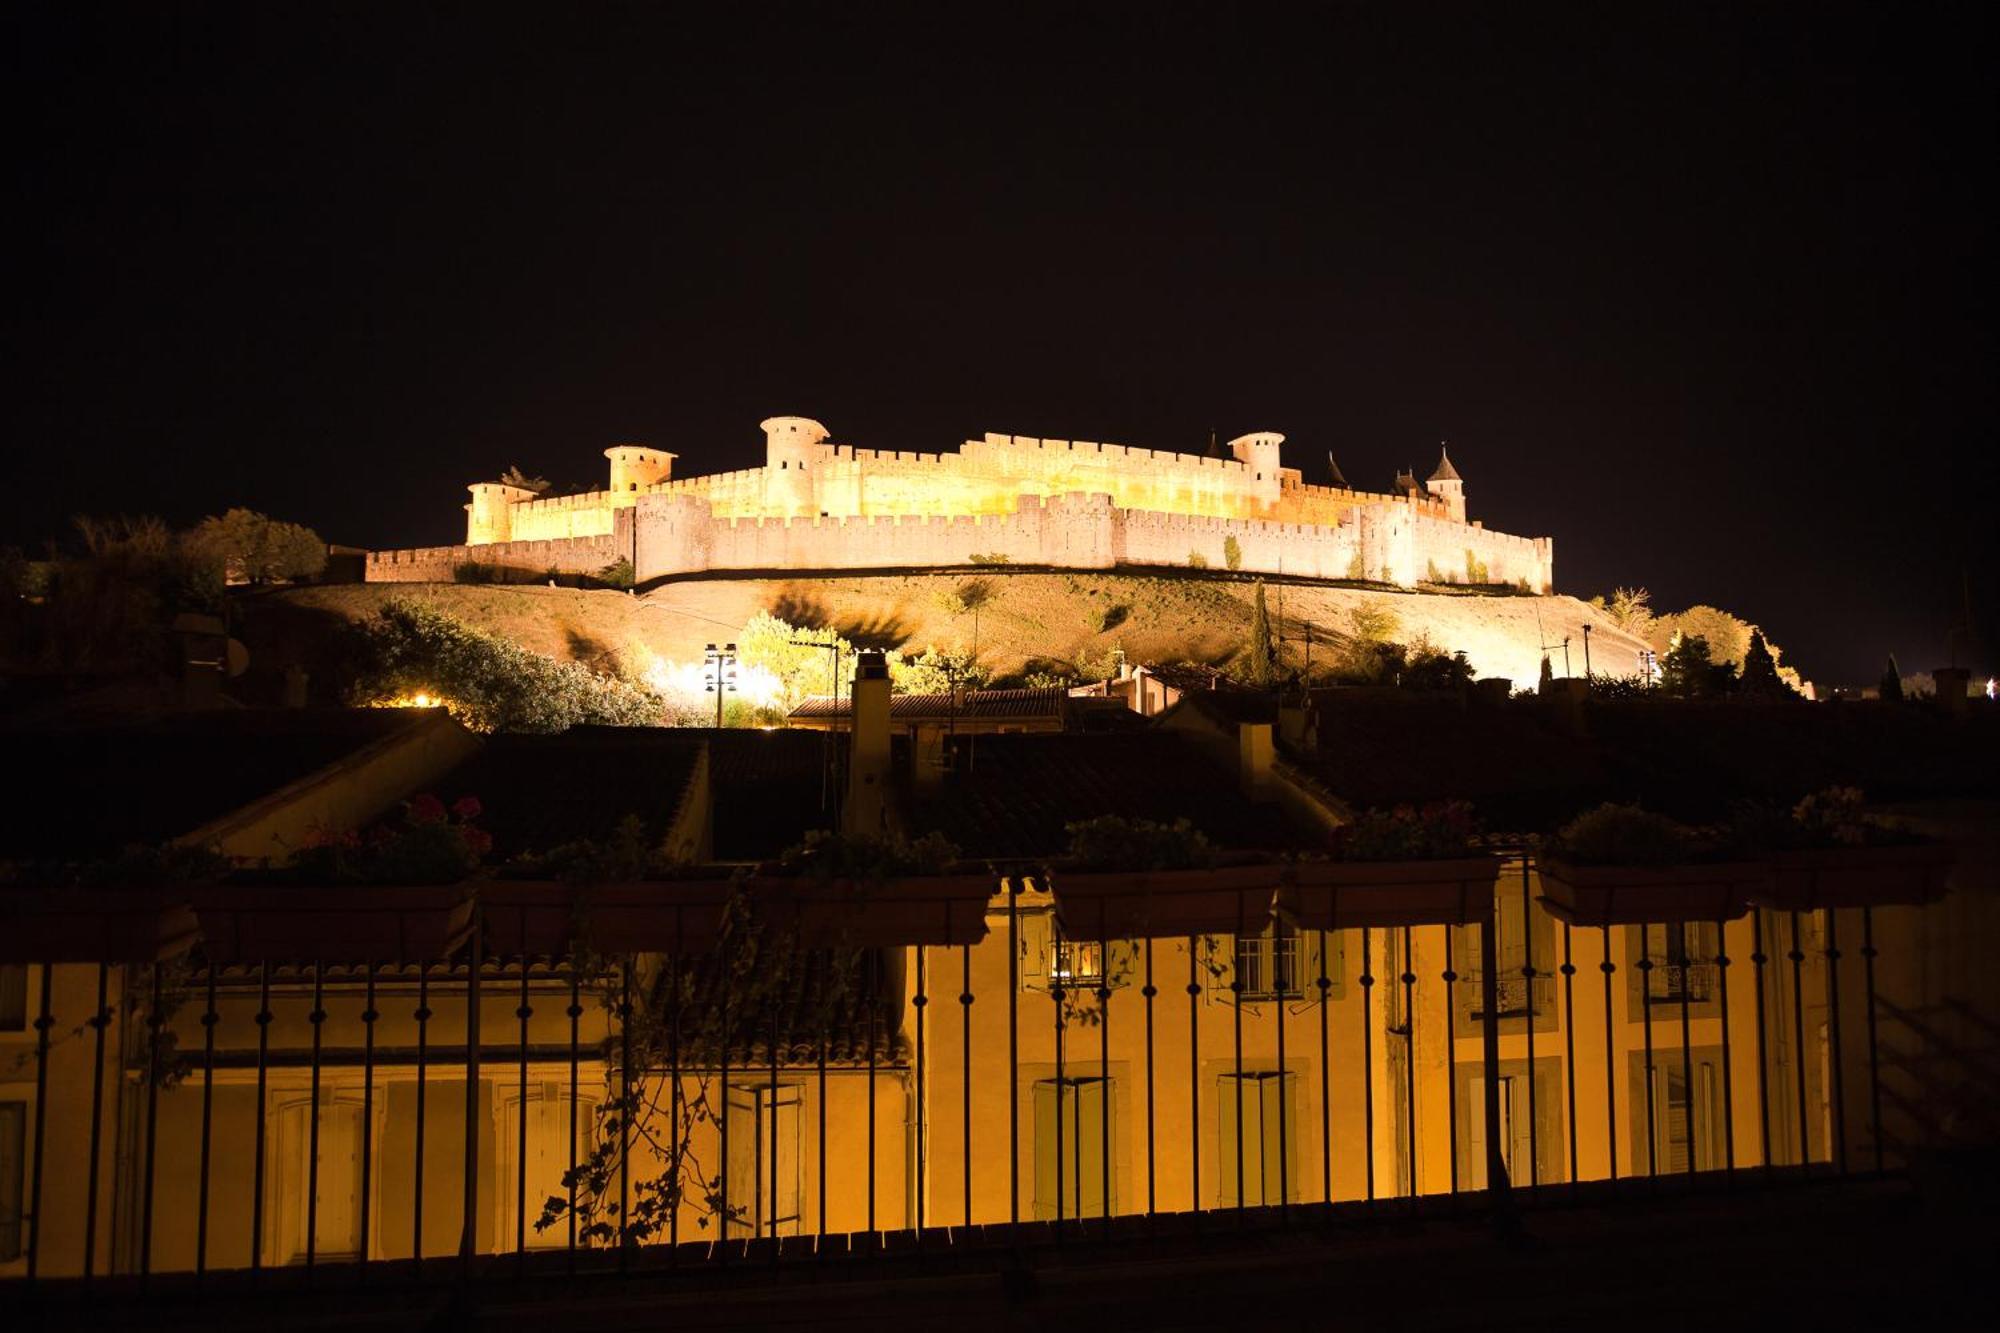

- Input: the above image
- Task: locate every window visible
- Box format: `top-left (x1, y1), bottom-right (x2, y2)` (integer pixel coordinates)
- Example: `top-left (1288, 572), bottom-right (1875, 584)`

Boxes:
top-left (268, 1092), bottom-right (367, 1264)
top-left (1217, 1070), bottom-right (1297, 1206)
top-left (1209, 926), bottom-right (1332, 1004)
top-left (1456, 1060), bottom-right (1563, 1189)
top-left (1636, 923), bottom-right (1720, 1006)
top-left (1456, 891), bottom-right (1556, 1021)
top-left (1632, 1051), bottom-right (1722, 1174)
top-left (0, 966), bottom-right (25, 1032)
top-left (498, 1084), bottom-right (598, 1249)
top-left (0, 1102), bottom-right (22, 1262)
top-left (1052, 939), bottom-right (1105, 986)
top-left (1020, 912), bottom-right (1136, 993)
top-left (724, 1082), bottom-right (801, 1237)
top-left (1033, 1076), bottom-right (1116, 1219)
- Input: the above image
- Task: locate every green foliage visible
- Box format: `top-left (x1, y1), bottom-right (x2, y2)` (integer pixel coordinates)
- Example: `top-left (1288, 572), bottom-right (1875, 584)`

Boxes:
top-left (1187, 551), bottom-right (1209, 569)
top-left (1659, 632), bottom-right (1725, 698)
top-left (289, 794), bottom-right (490, 883)
top-left (968, 551), bottom-right (1011, 565)
top-left (1401, 645), bottom-right (1475, 691)
top-left (776, 829), bottom-right (962, 880)
top-left (1345, 550), bottom-right (1367, 581)
top-left (1223, 535), bottom-right (1243, 571)
top-left (1463, 549), bottom-right (1489, 584)
top-left (1878, 654), bottom-right (1904, 702)
top-left (1544, 803), bottom-right (1700, 867)
top-left (1063, 816), bottom-right (1215, 871)
top-left (596, 557), bottom-right (635, 589)
top-left (1348, 601), bottom-right (1399, 644)
top-left (499, 464), bottom-right (552, 495)
top-left (1538, 653), bottom-right (1555, 690)
top-left (1738, 630), bottom-right (1790, 698)
top-left (1333, 802), bottom-right (1479, 862)
top-left (1246, 581), bottom-right (1275, 687)
top-left (348, 599), bottom-right (664, 732)
top-left (5, 516), bottom-right (225, 676)
top-left (188, 508), bottom-right (327, 585)
top-left (1087, 601), bottom-right (1129, 633)
top-left (1590, 586), bottom-right (1656, 639)
top-left (737, 611), bottom-right (856, 710)
top-left (452, 560), bottom-right (501, 584)
top-left (893, 643), bottom-right (988, 694)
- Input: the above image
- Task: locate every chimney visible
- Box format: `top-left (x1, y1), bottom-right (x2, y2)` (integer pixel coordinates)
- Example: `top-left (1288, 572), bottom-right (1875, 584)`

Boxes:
top-left (844, 649), bottom-right (892, 836)
top-left (1238, 721), bottom-right (1276, 802)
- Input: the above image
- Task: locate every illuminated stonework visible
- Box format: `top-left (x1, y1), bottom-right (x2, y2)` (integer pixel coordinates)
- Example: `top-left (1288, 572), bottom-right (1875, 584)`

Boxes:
top-left (368, 418), bottom-right (1553, 590)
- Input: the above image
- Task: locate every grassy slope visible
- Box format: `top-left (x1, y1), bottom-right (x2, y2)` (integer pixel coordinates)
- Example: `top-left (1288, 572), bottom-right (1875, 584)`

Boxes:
top-left (253, 572), bottom-right (1648, 691)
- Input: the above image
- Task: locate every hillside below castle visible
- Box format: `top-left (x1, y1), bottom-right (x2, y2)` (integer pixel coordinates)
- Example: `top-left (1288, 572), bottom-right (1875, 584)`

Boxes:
top-left (366, 417), bottom-right (1554, 591)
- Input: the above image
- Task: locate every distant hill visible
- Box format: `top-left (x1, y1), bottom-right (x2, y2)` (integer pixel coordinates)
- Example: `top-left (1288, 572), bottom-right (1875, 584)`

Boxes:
top-left (236, 572), bottom-right (1648, 703)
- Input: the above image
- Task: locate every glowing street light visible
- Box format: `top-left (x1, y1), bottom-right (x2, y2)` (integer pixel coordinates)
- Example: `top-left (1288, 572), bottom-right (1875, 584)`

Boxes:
top-left (705, 642), bottom-right (738, 728)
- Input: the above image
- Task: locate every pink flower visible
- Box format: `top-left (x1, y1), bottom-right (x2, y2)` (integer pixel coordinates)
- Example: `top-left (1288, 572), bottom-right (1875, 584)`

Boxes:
top-left (409, 794), bottom-right (447, 825)
top-left (452, 795), bottom-right (483, 822)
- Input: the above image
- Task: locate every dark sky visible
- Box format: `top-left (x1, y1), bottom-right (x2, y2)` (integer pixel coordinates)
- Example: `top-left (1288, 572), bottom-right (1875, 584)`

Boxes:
top-left (8, 5), bottom-right (1993, 684)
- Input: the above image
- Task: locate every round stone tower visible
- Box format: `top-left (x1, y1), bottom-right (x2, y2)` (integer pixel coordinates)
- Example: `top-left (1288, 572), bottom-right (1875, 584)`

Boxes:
top-left (762, 416), bottom-right (828, 517)
top-left (1227, 431), bottom-right (1285, 506)
top-left (604, 444), bottom-right (676, 494)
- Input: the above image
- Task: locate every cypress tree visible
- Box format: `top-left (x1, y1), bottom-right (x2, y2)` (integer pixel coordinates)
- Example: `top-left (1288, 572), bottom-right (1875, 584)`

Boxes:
top-left (1879, 654), bottom-right (1904, 703)
top-left (1248, 581), bottom-right (1275, 687)
top-left (1740, 630), bottom-right (1780, 696)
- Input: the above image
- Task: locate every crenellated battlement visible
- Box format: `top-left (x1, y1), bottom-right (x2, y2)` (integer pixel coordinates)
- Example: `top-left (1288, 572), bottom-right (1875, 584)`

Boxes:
top-left (384, 415), bottom-right (1554, 591)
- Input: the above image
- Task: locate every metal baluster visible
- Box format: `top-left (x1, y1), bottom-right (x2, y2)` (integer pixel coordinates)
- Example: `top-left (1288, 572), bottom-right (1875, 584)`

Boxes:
top-left (251, 962), bottom-right (271, 1275)
top-left (27, 962), bottom-right (53, 1280)
top-left (1677, 928), bottom-right (1695, 1178)
top-left (1445, 927), bottom-right (1458, 1196)
top-left (1360, 927), bottom-right (1374, 1201)
top-left (1401, 926), bottom-right (1415, 1198)
top-left (770, 987), bottom-right (780, 1256)
top-left (1143, 936), bottom-right (1156, 1219)
top-left (1825, 909), bottom-right (1847, 1173)
top-left (1601, 926), bottom-right (1617, 1184)
top-left (1008, 880), bottom-right (1021, 1227)
top-left (1715, 919), bottom-right (1735, 1175)
top-left (141, 963), bottom-right (164, 1282)
top-left (1520, 865), bottom-right (1539, 1188)
top-left (670, 911), bottom-right (682, 1253)
top-left (1862, 908), bottom-right (1883, 1173)
top-left (414, 963), bottom-right (430, 1267)
top-left (1319, 924), bottom-right (1333, 1208)
top-left (1752, 911), bottom-right (1773, 1178)
top-left (962, 938), bottom-right (974, 1229)
top-left (567, 961), bottom-right (581, 1266)
top-left (915, 942), bottom-right (927, 1241)
top-left (1231, 893), bottom-right (1245, 1216)
top-left (517, 959), bottom-right (532, 1264)
top-left (1052, 918), bottom-right (1065, 1234)
top-left (361, 964), bottom-right (377, 1271)
top-left (462, 918), bottom-right (483, 1273)
top-left (1276, 922), bottom-right (1289, 1218)
top-left (1477, 900), bottom-right (1508, 1217)
top-left (308, 960), bottom-right (325, 1272)
top-left (618, 957), bottom-right (632, 1263)
top-left (196, 966), bottom-right (216, 1280)
top-left (1788, 912), bottom-right (1809, 1165)
top-left (1187, 933), bottom-right (1201, 1220)
top-left (1561, 924), bottom-right (1578, 1189)
top-left (1639, 933), bottom-right (1657, 1178)
top-left (864, 949), bottom-right (876, 1239)
top-left (1097, 900), bottom-right (1110, 1226)
top-left (83, 961), bottom-right (109, 1282)
top-left (816, 1030), bottom-right (826, 1244)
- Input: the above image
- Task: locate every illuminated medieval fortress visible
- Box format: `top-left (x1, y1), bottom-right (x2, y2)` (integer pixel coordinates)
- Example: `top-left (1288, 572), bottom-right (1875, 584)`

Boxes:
top-left (366, 416), bottom-right (1554, 590)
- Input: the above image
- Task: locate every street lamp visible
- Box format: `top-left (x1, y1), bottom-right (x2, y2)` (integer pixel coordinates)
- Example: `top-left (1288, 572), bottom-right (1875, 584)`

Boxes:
top-left (704, 642), bottom-right (737, 729)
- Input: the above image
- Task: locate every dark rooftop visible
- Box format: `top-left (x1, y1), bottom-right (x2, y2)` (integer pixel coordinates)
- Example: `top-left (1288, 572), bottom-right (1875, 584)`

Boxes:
top-left (432, 727), bottom-right (707, 861)
top-left (906, 731), bottom-right (1306, 859)
top-left (704, 727), bottom-right (840, 861)
top-left (791, 687), bottom-right (1069, 723)
top-left (0, 708), bottom-right (423, 858)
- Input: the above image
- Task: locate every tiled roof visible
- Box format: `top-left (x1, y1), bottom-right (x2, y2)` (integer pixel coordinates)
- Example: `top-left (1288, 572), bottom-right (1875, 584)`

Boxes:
top-left (1428, 445), bottom-right (1462, 484)
top-left (0, 709), bottom-right (423, 858)
top-left (435, 728), bottom-right (707, 860)
top-left (791, 688), bottom-right (1070, 723)
top-left (905, 732), bottom-right (1307, 858)
top-left (704, 727), bottom-right (840, 860)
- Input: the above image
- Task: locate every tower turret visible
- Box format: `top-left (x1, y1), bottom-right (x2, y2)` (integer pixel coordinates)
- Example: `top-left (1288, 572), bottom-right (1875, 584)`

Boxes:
top-left (1426, 444), bottom-right (1465, 522)
top-left (1227, 431), bottom-right (1285, 506)
top-left (762, 415), bottom-right (828, 517)
top-left (465, 480), bottom-right (538, 545)
top-left (604, 444), bottom-right (676, 494)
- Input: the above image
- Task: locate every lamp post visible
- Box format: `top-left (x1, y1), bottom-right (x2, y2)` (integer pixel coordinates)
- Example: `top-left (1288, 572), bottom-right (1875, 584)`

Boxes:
top-left (1581, 623), bottom-right (1593, 680)
top-left (704, 642), bottom-right (737, 729)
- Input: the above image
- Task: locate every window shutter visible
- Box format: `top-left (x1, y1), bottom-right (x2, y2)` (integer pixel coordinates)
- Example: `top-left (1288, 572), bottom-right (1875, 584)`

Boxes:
top-left (723, 1086), bottom-right (757, 1235)
top-left (1217, 1074), bottom-right (1243, 1206)
top-left (1020, 911), bottom-right (1051, 991)
top-left (1032, 1079), bottom-right (1059, 1219)
top-left (1074, 1078), bottom-right (1111, 1218)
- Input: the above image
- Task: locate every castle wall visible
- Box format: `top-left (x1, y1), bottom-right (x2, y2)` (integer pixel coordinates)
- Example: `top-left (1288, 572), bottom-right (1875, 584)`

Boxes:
top-left (365, 533), bottom-right (621, 583)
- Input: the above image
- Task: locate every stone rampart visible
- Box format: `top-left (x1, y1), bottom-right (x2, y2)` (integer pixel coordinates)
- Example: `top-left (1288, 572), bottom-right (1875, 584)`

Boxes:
top-left (365, 533), bottom-right (621, 583)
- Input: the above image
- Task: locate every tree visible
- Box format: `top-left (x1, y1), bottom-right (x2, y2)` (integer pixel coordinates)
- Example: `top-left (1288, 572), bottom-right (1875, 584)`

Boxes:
top-left (1539, 653), bottom-right (1555, 691)
top-left (1879, 654), bottom-right (1904, 703)
top-left (1223, 535), bottom-right (1243, 571)
top-left (190, 508), bottom-right (327, 584)
top-left (499, 464), bottom-right (552, 495)
top-left (1659, 632), bottom-right (1724, 699)
top-left (893, 644), bottom-right (988, 695)
top-left (1739, 630), bottom-right (1788, 698)
top-left (1590, 586), bottom-right (1656, 639)
top-left (1246, 581), bottom-right (1275, 687)
top-left (737, 612), bottom-right (859, 711)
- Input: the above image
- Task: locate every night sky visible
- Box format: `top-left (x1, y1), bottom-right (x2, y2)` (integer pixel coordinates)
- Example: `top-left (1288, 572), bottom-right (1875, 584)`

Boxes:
top-left (9, 5), bottom-right (1993, 685)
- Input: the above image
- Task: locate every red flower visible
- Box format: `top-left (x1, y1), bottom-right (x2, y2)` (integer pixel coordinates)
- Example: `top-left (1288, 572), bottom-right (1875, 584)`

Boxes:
top-left (451, 795), bottom-right (483, 822)
top-left (409, 794), bottom-right (447, 825)
top-left (462, 827), bottom-right (493, 857)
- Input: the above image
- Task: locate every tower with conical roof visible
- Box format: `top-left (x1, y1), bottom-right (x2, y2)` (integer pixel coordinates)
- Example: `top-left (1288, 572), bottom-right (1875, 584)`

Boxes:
top-left (1426, 443), bottom-right (1465, 522)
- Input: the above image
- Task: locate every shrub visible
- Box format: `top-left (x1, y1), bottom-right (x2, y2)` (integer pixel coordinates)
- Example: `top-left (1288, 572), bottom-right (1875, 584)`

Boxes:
top-left (1063, 816), bottom-right (1215, 871)
top-left (348, 599), bottom-right (664, 732)
top-left (1333, 802), bottom-right (1478, 861)
top-left (452, 560), bottom-right (501, 584)
top-left (968, 552), bottom-right (1011, 566)
top-left (1345, 551), bottom-right (1367, 581)
top-left (893, 644), bottom-right (989, 695)
top-left (1088, 602), bottom-right (1129, 633)
top-left (596, 557), bottom-right (635, 589)
top-left (188, 508), bottom-right (327, 585)
top-left (1223, 535), bottom-right (1243, 571)
top-left (1187, 551), bottom-right (1209, 569)
top-left (776, 830), bottom-right (961, 880)
top-left (1463, 550), bottom-right (1489, 584)
top-left (1543, 804), bottom-right (1699, 866)
top-left (290, 793), bottom-right (490, 884)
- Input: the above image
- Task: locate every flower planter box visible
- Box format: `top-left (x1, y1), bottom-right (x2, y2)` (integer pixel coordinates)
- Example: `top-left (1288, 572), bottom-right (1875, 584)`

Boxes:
top-left (1051, 866), bottom-right (1282, 940)
top-left (1276, 857), bottom-right (1503, 931)
top-left (746, 875), bottom-right (997, 947)
top-left (0, 886), bottom-right (200, 964)
top-left (1537, 860), bottom-right (1765, 927)
top-left (1760, 843), bottom-right (1955, 911)
top-left (190, 883), bottom-right (475, 964)
top-left (479, 879), bottom-right (740, 956)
